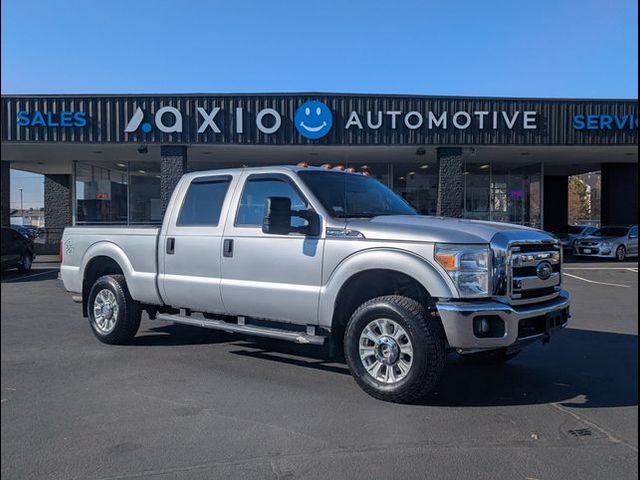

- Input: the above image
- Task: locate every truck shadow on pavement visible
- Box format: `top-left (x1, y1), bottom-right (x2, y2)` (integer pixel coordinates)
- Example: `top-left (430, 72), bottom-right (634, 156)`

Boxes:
top-left (226, 328), bottom-right (637, 409)
top-left (0, 268), bottom-right (59, 283)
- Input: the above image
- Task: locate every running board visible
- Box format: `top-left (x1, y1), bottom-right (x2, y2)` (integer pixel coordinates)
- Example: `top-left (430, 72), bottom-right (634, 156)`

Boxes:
top-left (156, 313), bottom-right (326, 345)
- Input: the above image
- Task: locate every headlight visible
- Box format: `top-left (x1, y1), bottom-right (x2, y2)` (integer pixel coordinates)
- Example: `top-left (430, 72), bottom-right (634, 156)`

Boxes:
top-left (435, 244), bottom-right (490, 298)
top-left (600, 241), bottom-right (611, 248)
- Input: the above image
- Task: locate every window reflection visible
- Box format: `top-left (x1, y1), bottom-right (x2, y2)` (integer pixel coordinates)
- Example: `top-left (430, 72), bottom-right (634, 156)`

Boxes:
top-left (75, 161), bottom-right (161, 225)
top-left (464, 160), bottom-right (541, 227)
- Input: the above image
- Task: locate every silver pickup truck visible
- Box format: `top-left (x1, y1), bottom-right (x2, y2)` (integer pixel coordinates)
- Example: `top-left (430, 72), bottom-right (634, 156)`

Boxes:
top-left (60, 165), bottom-right (570, 403)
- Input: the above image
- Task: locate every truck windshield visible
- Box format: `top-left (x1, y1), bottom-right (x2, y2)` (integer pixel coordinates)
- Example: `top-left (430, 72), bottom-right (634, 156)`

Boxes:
top-left (298, 170), bottom-right (417, 218)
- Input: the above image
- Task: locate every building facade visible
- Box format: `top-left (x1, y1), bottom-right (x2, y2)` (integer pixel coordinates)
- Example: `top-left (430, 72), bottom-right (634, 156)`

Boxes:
top-left (1, 93), bottom-right (637, 236)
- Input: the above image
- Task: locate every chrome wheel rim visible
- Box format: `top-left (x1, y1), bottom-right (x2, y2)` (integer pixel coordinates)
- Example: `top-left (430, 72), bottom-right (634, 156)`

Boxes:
top-left (93, 289), bottom-right (119, 334)
top-left (22, 254), bottom-right (32, 270)
top-left (359, 318), bottom-right (413, 384)
top-left (617, 247), bottom-right (625, 261)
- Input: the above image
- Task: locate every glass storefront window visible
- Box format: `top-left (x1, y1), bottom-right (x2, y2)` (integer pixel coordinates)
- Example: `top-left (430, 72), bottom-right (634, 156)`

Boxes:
top-left (74, 161), bottom-right (161, 225)
top-left (129, 161), bottom-right (162, 224)
top-left (75, 162), bottom-right (128, 224)
top-left (392, 161), bottom-right (438, 215)
top-left (464, 160), bottom-right (541, 227)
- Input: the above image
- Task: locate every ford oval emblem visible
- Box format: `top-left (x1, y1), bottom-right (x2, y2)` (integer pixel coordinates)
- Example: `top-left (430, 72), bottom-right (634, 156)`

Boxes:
top-left (536, 261), bottom-right (553, 280)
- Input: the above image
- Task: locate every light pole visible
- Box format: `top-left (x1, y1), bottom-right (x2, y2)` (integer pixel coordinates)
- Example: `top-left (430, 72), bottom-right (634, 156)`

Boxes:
top-left (19, 188), bottom-right (24, 215)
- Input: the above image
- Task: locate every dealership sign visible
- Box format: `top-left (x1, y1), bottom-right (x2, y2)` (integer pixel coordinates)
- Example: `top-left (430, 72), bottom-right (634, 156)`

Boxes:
top-left (16, 110), bottom-right (87, 127)
top-left (572, 114), bottom-right (639, 130)
top-left (118, 101), bottom-right (539, 139)
top-left (6, 95), bottom-right (636, 145)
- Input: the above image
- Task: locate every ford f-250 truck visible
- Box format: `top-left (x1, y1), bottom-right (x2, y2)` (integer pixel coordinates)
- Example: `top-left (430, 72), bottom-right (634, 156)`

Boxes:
top-left (60, 165), bottom-right (570, 403)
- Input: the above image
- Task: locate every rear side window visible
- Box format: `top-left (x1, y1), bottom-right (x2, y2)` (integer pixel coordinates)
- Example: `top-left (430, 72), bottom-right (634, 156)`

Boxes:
top-left (177, 177), bottom-right (231, 226)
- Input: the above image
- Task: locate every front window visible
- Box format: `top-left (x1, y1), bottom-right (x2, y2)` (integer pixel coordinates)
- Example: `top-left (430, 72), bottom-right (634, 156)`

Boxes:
top-left (299, 170), bottom-right (417, 218)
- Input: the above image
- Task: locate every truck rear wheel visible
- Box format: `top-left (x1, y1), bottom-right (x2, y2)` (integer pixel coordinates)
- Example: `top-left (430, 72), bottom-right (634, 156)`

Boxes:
top-left (344, 295), bottom-right (446, 403)
top-left (87, 274), bottom-right (141, 344)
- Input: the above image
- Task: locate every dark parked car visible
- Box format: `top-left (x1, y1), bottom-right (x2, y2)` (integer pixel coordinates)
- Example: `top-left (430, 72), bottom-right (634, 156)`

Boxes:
top-left (11, 224), bottom-right (43, 240)
top-left (1, 227), bottom-right (35, 272)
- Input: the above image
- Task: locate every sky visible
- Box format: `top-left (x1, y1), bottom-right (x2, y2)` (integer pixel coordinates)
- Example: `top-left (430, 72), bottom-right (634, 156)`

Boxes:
top-left (2, 0), bottom-right (638, 209)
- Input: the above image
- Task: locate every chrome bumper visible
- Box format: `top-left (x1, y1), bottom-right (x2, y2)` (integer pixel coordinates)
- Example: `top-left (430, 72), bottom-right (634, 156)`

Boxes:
top-left (436, 290), bottom-right (570, 350)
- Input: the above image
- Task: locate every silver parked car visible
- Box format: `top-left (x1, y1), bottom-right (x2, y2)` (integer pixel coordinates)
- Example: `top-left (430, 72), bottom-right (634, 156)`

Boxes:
top-left (554, 224), bottom-right (598, 250)
top-left (574, 225), bottom-right (638, 261)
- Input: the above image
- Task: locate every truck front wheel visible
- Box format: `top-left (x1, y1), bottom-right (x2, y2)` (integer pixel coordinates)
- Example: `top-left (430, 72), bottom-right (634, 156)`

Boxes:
top-left (87, 274), bottom-right (141, 344)
top-left (344, 295), bottom-right (446, 403)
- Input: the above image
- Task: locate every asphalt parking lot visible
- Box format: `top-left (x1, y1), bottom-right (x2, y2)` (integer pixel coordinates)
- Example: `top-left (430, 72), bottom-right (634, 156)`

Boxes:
top-left (1, 261), bottom-right (638, 480)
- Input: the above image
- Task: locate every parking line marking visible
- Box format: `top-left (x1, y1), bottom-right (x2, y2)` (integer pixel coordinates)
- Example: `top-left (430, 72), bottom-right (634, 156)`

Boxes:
top-left (563, 272), bottom-right (630, 288)
top-left (2, 270), bottom-right (59, 283)
top-left (564, 267), bottom-right (637, 270)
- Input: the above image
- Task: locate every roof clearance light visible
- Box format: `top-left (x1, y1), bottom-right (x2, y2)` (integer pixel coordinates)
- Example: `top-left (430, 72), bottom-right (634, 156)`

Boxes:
top-left (333, 165), bottom-right (345, 170)
top-left (297, 161), bottom-right (309, 167)
top-left (345, 167), bottom-right (356, 172)
top-left (320, 163), bottom-right (333, 169)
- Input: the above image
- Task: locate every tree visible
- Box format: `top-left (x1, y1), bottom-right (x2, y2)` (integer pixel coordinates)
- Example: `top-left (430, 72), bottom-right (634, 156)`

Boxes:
top-left (568, 176), bottom-right (591, 223)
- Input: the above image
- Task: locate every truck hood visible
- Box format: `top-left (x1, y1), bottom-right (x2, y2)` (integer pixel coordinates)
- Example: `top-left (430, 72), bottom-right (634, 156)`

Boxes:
top-left (345, 215), bottom-right (552, 244)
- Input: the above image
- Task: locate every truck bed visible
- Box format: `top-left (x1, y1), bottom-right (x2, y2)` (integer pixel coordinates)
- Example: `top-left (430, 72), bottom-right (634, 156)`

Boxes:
top-left (60, 225), bottom-right (161, 305)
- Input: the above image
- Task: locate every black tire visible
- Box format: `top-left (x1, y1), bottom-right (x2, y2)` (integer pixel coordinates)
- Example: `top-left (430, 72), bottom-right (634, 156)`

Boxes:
top-left (87, 274), bottom-right (141, 344)
top-left (17, 252), bottom-right (33, 272)
top-left (616, 245), bottom-right (626, 262)
top-left (459, 348), bottom-right (520, 364)
top-left (344, 295), bottom-right (446, 403)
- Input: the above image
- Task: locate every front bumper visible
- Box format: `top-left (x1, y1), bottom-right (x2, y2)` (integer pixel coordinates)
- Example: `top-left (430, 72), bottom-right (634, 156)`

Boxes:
top-left (436, 290), bottom-right (570, 351)
top-left (573, 246), bottom-right (615, 258)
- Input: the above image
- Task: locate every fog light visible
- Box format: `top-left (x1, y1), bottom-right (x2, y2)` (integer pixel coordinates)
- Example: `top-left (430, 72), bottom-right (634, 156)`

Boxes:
top-left (475, 317), bottom-right (490, 335)
top-left (473, 315), bottom-right (506, 338)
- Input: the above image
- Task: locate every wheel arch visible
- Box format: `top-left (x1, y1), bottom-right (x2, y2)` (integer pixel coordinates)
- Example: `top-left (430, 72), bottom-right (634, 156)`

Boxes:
top-left (319, 248), bottom-right (456, 352)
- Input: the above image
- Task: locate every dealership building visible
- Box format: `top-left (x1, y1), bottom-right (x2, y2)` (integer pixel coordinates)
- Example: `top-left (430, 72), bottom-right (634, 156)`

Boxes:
top-left (1, 93), bottom-right (637, 238)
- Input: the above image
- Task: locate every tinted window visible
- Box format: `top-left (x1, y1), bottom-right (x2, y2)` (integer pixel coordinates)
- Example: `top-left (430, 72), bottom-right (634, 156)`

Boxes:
top-left (592, 227), bottom-right (630, 237)
top-left (236, 177), bottom-right (307, 227)
top-left (177, 177), bottom-right (231, 226)
top-left (299, 170), bottom-right (416, 218)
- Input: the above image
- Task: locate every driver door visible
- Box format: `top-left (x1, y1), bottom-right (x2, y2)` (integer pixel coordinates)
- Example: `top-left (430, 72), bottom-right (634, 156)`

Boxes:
top-left (220, 172), bottom-right (324, 325)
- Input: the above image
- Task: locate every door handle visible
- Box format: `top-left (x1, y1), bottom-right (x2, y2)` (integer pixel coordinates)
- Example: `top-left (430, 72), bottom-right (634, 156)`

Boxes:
top-left (166, 237), bottom-right (175, 254)
top-left (223, 239), bottom-right (234, 258)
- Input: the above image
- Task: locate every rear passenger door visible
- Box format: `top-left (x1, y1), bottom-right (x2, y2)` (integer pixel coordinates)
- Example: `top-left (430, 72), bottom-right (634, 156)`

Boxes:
top-left (159, 174), bottom-right (235, 314)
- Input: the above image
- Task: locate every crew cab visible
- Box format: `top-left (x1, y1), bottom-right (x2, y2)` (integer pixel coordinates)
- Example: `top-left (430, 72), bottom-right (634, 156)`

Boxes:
top-left (60, 165), bottom-right (570, 403)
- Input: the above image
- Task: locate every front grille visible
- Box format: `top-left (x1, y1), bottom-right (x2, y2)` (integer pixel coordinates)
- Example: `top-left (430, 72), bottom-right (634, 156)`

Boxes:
top-left (513, 263), bottom-right (561, 277)
top-left (580, 241), bottom-right (598, 247)
top-left (509, 242), bottom-right (562, 303)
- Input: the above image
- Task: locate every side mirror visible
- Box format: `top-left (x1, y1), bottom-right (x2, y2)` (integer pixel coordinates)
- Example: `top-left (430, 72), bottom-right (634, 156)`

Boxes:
top-left (262, 197), bottom-right (292, 235)
top-left (262, 196), bottom-right (322, 236)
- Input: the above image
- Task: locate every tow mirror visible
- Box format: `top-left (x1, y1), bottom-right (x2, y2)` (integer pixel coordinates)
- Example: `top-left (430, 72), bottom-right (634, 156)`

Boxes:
top-left (262, 197), bottom-right (292, 235)
top-left (262, 197), bottom-right (321, 236)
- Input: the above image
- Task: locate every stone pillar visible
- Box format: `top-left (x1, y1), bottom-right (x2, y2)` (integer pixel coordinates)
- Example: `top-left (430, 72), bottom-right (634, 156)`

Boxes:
top-left (44, 174), bottom-right (72, 253)
top-left (543, 176), bottom-right (568, 232)
top-left (44, 174), bottom-right (72, 229)
top-left (160, 145), bottom-right (188, 216)
top-left (601, 163), bottom-right (638, 226)
top-left (1, 161), bottom-right (9, 227)
top-left (436, 147), bottom-right (464, 218)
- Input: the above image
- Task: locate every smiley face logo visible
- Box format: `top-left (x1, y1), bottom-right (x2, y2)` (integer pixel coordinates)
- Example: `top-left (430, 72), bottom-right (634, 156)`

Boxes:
top-left (294, 100), bottom-right (333, 139)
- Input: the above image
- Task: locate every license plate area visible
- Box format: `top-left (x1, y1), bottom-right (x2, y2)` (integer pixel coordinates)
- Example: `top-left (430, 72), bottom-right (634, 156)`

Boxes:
top-left (517, 308), bottom-right (569, 339)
